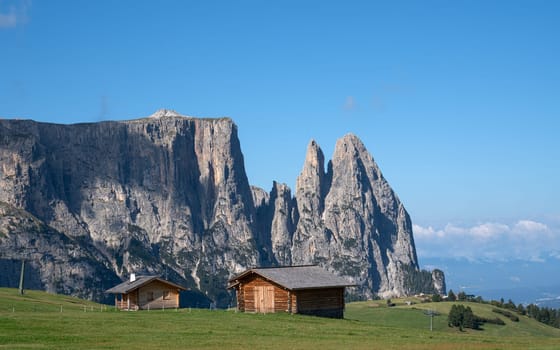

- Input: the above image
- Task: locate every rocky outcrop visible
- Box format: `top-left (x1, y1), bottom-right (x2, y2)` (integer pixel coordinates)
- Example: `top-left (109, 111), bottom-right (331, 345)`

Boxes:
top-left (268, 182), bottom-right (296, 265)
top-left (0, 110), bottom-right (444, 305)
top-left (432, 269), bottom-right (446, 294)
top-left (285, 135), bottom-right (425, 298)
top-left (0, 201), bottom-right (119, 302)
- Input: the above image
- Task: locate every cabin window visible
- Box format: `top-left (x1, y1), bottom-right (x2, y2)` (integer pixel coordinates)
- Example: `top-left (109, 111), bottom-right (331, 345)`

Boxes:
top-left (147, 291), bottom-right (154, 301)
top-left (163, 291), bottom-right (170, 300)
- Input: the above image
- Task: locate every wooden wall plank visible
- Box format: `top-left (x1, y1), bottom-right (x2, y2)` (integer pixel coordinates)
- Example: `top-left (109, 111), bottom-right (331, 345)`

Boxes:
top-left (232, 273), bottom-right (346, 318)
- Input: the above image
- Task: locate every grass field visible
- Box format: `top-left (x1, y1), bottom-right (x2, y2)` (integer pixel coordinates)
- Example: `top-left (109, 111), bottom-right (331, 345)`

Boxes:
top-left (1, 288), bottom-right (559, 349)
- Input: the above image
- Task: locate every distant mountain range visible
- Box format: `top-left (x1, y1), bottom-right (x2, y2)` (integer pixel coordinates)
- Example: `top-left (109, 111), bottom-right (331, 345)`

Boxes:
top-left (0, 110), bottom-right (444, 306)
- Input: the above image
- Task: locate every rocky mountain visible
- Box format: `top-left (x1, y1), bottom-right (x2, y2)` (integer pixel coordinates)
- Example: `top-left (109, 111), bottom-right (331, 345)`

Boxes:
top-left (0, 110), bottom-right (444, 306)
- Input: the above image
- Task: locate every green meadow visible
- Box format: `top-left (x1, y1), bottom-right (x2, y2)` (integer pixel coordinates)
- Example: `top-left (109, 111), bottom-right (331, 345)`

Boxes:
top-left (1, 288), bottom-right (559, 349)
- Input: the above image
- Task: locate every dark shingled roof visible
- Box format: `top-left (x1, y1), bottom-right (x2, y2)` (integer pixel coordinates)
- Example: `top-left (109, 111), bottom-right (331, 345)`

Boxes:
top-left (106, 276), bottom-right (186, 294)
top-left (228, 265), bottom-right (354, 290)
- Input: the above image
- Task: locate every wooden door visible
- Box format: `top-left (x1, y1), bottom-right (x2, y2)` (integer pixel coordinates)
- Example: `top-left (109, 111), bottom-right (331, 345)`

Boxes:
top-left (255, 285), bottom-right (275, 313)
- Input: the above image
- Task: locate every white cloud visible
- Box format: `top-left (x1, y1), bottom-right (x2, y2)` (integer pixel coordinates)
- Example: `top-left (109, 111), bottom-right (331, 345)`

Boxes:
top-left (0, 7), bottom-right (16, 27)
top-left (412, 224), bottom-right (439, 238)
top-left (513, 220), bottom-right (548, 233)
top-left (469, 222), bottom-right (509, 239)
top-left (414, 218), bottom-right (560, 262)
top-left (443, 224), bottom-right (467, 236)
top-left (413, 222), bottom-right (509, 240)
top-left (0, 0), bottom-right (30, 28)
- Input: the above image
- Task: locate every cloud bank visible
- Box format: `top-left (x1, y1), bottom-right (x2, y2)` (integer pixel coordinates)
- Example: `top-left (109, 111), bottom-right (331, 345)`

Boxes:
top-left (414, 219), bottom-right (560, 262)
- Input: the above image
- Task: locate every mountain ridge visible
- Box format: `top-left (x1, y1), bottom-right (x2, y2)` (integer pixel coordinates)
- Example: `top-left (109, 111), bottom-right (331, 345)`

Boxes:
top-left (0, 110), bottom-right (444, 305)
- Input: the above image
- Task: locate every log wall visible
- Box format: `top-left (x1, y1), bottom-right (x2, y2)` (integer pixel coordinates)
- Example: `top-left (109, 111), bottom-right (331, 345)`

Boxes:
top-left (240, 276), bottom-right (289, 313)
top-left (236, 282), bottom-right (245, 311)
top-left (294, 288), bottom-right (345, 318)
top-left (233, 274), bottom-right (346, 318)
top-left (137, 280), bottom-right (180, 310)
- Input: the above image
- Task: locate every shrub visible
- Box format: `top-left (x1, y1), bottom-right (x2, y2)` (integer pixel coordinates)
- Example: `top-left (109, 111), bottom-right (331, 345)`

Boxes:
top-left (492, 308), bottom-right (520, 322)
top-left (448, 304), bottom-right (480, 330)
top-left (484, 317), bottom-right (506, 325)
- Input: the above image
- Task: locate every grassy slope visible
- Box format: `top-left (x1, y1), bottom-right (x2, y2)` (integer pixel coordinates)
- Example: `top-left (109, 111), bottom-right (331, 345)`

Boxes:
top-left (1, 288), bottom-right (559, 349)
top-left (347, 297), bottom-right (560, 338)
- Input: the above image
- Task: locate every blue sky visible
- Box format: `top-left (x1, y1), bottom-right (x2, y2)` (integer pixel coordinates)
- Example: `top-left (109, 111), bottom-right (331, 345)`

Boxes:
top-left (1, 1), bottom-right (559, 297)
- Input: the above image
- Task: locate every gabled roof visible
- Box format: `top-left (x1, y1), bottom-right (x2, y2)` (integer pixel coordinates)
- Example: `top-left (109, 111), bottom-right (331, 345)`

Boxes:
top-left (228, 265), bottom-right (354, 291)
top-left (106, 276), bottom-right (186, 294)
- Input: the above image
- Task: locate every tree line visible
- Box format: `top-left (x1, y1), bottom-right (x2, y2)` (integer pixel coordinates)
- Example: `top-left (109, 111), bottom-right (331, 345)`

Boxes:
top-left (441, 289), bottom-right (560, 329)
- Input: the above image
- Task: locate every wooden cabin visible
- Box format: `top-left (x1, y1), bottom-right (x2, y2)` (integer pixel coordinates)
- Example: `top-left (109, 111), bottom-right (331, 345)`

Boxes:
top-left (228, 265), bottom-right (354, 319)
top-left (106, 274), bottom-right (185, 311)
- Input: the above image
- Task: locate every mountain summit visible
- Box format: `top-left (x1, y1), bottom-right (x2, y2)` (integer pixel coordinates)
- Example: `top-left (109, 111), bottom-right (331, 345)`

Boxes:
top-left (0, 112), bottom-right (444, 305)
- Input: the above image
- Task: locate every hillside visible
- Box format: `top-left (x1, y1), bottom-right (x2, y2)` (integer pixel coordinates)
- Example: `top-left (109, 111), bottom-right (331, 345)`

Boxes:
top-left (346, 298), bottom-right (560, 338)
top-left (1, 288), bottom-right (559, 350)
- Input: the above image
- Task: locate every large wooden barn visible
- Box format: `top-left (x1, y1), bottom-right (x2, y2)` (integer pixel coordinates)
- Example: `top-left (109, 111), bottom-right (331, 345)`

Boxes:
top-left (228, 265), bottom-right (354, 318)
top-left (106, 275), bottom-right (185, 311)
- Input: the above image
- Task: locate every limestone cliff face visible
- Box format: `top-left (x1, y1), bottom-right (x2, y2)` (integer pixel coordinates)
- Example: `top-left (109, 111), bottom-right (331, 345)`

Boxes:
top-left (0, 202), bottom-right (119, 301)
top-left (291, 140), bottom-right (328, 264)
top-left (0, 111), bottom-right (258, 305)
top-left (0, 111), bottom-right (444, 305)
top-left (285, 135), bottom-right (422, 298)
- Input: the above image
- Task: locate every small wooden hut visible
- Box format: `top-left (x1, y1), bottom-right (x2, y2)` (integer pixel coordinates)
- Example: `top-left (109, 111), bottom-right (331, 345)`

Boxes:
top-left (228, 265), bottom-right (354, 318)
top-left (106, 274), bottom-right (185, 311)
